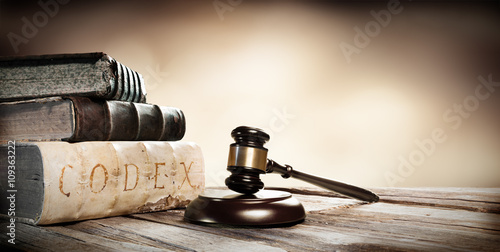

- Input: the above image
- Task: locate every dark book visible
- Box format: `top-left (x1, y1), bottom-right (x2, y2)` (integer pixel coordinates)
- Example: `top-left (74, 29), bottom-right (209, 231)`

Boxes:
top-left (0, 52), bottom-right (146, 103)
top-left (0, 97), bottom-right (185, 142)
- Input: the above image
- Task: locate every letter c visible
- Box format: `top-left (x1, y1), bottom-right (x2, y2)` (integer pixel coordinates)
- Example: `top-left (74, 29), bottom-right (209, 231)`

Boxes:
top-left (59, 165), bottom-right (72, 197)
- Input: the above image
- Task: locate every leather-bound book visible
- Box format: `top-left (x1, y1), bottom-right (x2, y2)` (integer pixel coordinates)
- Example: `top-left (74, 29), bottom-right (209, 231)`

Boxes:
top-left (0, 52), bottom-right (146, 103)
top-left (0, 97), bottom-right (185, 142)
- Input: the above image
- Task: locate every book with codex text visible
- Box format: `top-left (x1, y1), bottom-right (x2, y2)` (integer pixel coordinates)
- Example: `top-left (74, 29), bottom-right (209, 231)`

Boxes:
top-left (0, 141), bottom-right (204, 225)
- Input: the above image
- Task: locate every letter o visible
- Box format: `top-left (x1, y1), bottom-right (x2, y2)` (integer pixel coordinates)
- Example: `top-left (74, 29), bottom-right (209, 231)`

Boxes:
top-left (365, 21), bottom-right (381, 37)
top-left (90, 164), bottom-right (109, 193)
top-left (33, 11), bottom-right (49, 27)
top-left (464, 95), bottom-right (479, 112)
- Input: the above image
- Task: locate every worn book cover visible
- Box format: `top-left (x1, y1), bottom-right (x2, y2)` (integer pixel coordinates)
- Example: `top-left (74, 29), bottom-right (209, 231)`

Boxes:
top-left (0, 97), bottom-right (185, 142)
top-left (0, 141), bottom-right (204, 225)
top-left (0, 52), bottom-right (146, 103)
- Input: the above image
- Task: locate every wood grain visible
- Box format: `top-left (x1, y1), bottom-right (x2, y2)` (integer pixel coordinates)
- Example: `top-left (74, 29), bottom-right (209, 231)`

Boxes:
top-left (2, 187), bottom-right (499, 251)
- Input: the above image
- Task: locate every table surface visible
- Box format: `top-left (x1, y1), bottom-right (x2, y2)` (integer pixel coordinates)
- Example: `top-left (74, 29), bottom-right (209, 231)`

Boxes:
top-left (2, 187), bottom-right (500, 251)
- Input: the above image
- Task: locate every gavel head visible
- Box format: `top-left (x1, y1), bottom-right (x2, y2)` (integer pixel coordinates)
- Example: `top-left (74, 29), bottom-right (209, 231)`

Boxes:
top-left (225, 126), bottom-right (270, 194)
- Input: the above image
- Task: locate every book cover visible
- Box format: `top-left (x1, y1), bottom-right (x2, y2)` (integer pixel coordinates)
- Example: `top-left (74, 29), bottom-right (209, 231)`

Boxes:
top-left (0, 52), bottom-right (147, 103)
top-left (0, 97), bottom-right (185, 142)
top-left (0, 141), bottom-right (204, 225)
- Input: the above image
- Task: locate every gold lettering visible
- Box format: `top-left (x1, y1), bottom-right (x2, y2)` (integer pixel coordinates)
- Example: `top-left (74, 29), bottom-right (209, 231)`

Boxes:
top-left (179, 161), bottom-right (195, 189)
top-left (124, 163), bottom-right (139, 191)
top-left (154, 162), bottom-right (166, 189)
top-left (59, 165), bottom-right (72, 197)
top-left (90, 164), bottom-right (108, 193)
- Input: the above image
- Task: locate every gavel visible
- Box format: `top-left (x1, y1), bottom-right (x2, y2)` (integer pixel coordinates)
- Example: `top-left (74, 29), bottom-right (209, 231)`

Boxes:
top-left (225, 126), bottom-right (379, 202)
top-left (184, 126), bottom-right (379, 226)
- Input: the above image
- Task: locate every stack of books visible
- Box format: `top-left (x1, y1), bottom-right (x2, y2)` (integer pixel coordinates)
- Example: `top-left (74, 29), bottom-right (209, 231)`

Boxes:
top-left (0, 52), bottom-right (205, 225)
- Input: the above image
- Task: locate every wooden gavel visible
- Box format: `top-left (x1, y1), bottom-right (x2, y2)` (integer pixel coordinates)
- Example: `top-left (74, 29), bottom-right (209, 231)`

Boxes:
top-left (225, 126), bottom-right (379, 202)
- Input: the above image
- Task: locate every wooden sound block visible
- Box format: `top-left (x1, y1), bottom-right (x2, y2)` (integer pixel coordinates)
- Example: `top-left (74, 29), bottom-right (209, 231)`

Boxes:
top-left (184, 189), bottom-right (306, 226)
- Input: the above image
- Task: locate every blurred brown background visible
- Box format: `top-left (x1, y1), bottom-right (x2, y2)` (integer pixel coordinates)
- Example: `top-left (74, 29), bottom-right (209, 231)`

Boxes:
top-left (1, 0), bottom-right (499, 188)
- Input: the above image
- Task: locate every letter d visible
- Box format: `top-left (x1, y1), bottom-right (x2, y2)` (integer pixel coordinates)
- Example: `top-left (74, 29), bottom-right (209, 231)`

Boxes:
top-left (353, 26), bottom-right (371, 49)
top-left (21, 17), bottom-right (38, 39)
top-left (397, 155), bottom-right (415, 178)
top-left (415, 137), bottom-right (435, 156)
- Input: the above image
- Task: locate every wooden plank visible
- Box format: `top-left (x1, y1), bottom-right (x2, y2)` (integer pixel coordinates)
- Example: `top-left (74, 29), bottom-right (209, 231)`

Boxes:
top-left (269, 187), bottom-right (500, 213)
top-left (132, 209), bottom-right (447, 251)
top-left (49, 219), bottom-right (183, 251)
top-left (129, 188), bottom-right (500, 251)
top-left (352, 202), bottom-right (500, 231)
top-left (59, 216), bottom-right (286, 252)
top-left (3, 187), bottom-right (499, 251)
top-left (0, 222), bottom-right (166, 251)
top-left (309, 204), bottom-right (500, 251)
top-left (375, 187), bottom-right (500, 213)
top-left (292, 194), bottom-right (367, 212)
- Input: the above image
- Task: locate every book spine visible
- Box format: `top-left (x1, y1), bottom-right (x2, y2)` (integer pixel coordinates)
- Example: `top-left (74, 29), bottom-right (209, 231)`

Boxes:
top-left (108, 59), bottom-right (146, 103)
top-left (35, 141), bottom-right (204, 225)
top-left (69, 97), bottom-right (185, 141)
top-left (68, 97), bottom-right (107, 141)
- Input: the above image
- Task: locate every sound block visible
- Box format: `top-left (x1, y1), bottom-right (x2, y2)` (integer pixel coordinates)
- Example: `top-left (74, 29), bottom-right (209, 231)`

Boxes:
top-left (184, 189), bottom-right (306, 227)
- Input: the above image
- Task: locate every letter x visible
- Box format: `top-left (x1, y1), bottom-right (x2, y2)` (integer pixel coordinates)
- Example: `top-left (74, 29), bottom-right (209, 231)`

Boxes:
top-left (179, 161), bottom-right (195, 189)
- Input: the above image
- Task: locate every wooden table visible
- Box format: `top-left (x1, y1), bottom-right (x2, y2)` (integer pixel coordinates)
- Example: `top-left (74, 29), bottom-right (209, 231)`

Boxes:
top-left (3, 187), bottom-right (500, 251)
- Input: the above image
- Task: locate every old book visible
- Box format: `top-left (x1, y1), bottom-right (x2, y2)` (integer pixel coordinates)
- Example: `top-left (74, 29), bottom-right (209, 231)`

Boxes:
top-left (0, 97), bottom-right (186, 142)
top-left (0, 141), bottom-right (204, 225)
top-left (0, 52), bottom-right (146, 103)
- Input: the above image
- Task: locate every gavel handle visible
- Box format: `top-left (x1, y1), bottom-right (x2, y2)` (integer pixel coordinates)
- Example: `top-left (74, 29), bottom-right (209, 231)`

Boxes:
top-left (266, 159), bottom-right (379, 202)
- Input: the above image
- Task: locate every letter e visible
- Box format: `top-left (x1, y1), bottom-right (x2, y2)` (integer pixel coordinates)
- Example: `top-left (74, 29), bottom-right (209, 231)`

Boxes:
top-left (432, 128), bottom-right (447, 144)
top-left (387, 0), bottom-right (403, 14)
